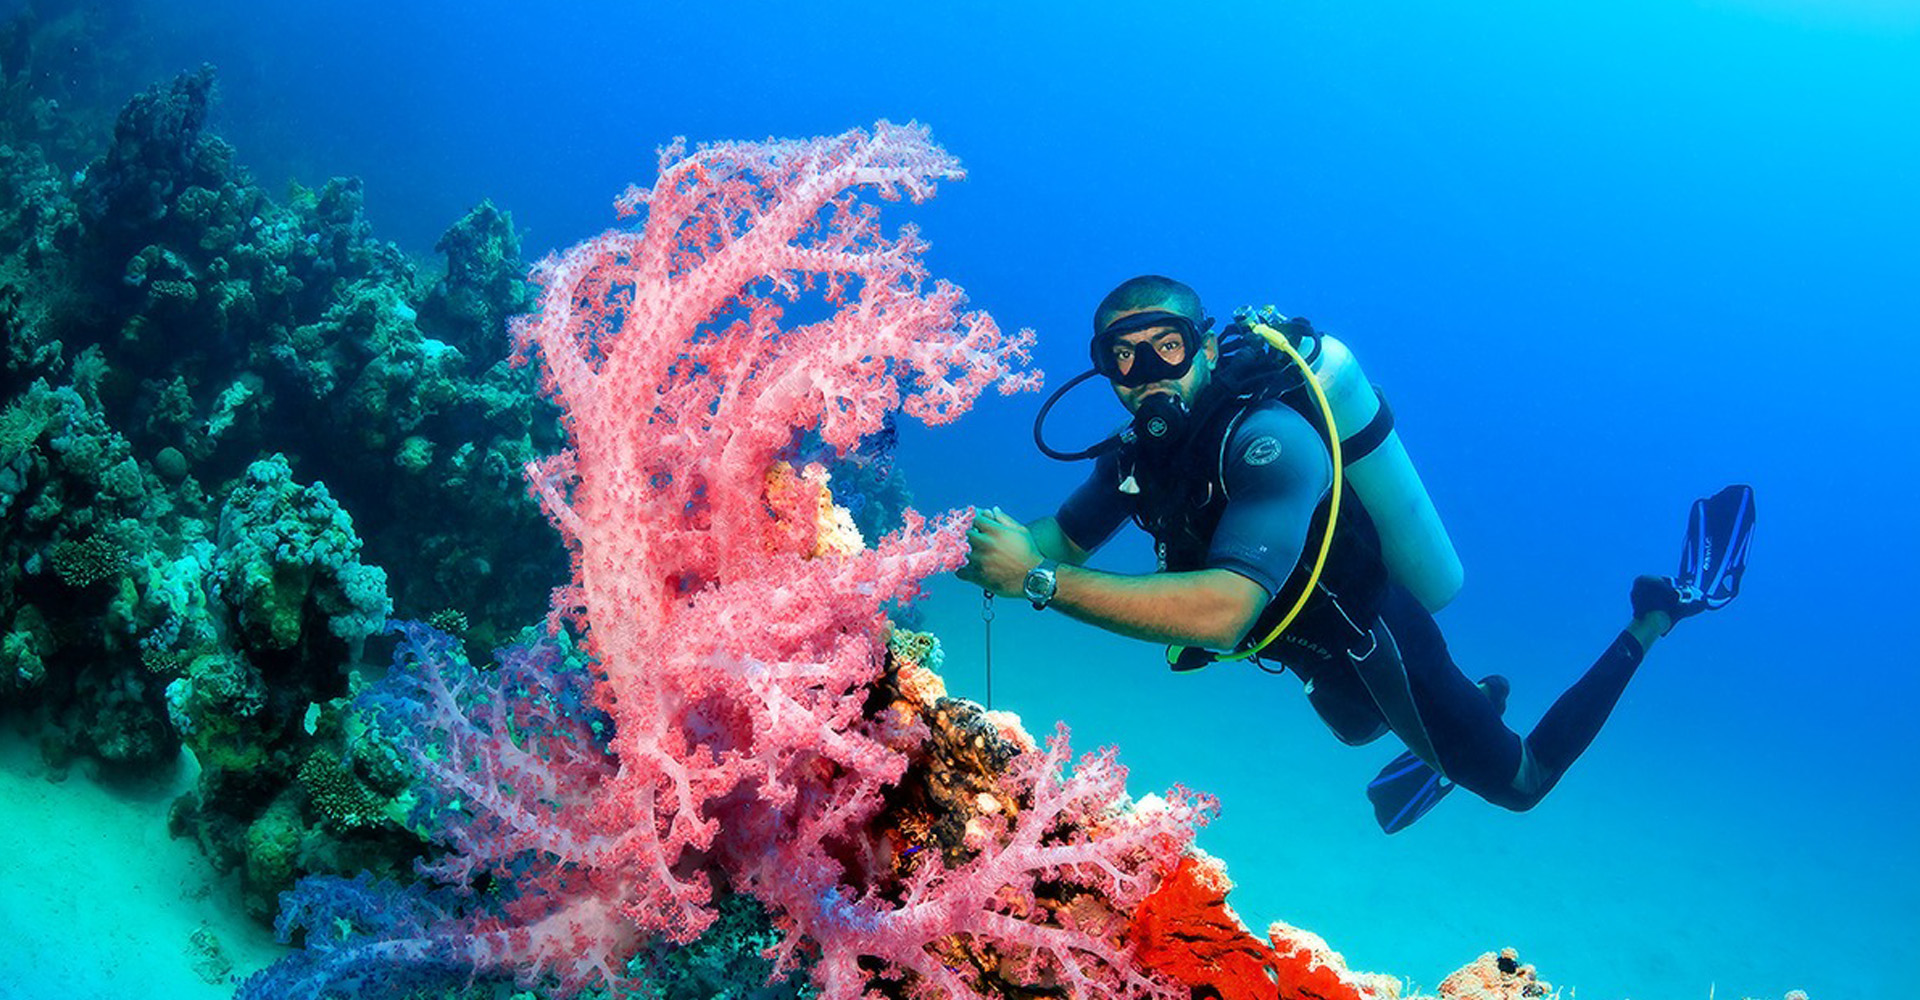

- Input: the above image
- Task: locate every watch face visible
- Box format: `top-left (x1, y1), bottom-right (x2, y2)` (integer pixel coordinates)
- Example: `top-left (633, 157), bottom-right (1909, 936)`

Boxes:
top-left (1024, 565), bottom-right (1057, 605)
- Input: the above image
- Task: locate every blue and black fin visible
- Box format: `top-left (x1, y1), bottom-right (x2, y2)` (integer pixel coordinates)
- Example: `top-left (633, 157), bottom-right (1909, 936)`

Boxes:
top-left (1680, 483), bottom-right (1755, 608)
top-left (1368, 751), bottom-right (1453, 834)
top-left (1632, 484), bottom-right (1756, 629)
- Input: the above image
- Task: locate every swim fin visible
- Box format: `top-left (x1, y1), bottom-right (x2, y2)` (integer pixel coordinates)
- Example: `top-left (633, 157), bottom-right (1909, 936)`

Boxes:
top-left (1366, 675), bottom-right (1508, 835)
top-left (1680, 484), bottom-right (1755, 610)
top-left (1368, 751), bottom-right (1452, 834)
top-left (1632, 484), bottom-right (1757, 628)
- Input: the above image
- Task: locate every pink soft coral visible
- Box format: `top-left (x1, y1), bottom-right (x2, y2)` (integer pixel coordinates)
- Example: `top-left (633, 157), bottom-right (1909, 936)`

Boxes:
top-left (754, 726), bottom-right (1213, 998)
top-left (509, 120), bottom-right (1216, 998)
top-left (507, 122), bottom-right (1043, 955)
top-left (245, 122), bottom-right (1211, 1000)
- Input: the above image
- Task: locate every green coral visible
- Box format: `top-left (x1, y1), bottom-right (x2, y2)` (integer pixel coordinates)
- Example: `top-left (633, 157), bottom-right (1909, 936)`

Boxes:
top-left (630, 888), bottom-right (818, 999)
top-left (0, 384), bottom-right (57, 463)
top-left (887, 626), bottom-right (945, 674)
top-left (147, 277), bottom-right (199, 304)
top-left (152, 444), bottom-right (189, 480)
top-left (166, 649), bottom-right (271, 772)
top-left (2, 604), bottom-right (54, 690)
top-left (141, 647), bottom-right (186, 675)
top-left (297, 748), bottom-right (392, 832)
top-left (425, 607), bottom-right (468, 636)
top-left (203, 374), bottom-right (263, 444)
top-left (51, 533), bottom-right (125, 587)
top-left (420, 199), bottom-right (532, 358)
top-left (395, 434), bottom-right (434, 473)
top-left (243, 793), bottom-right (305, 914)
top-left (212, 454), bottom-right (391, 648)
top-left (100, 455), bottom-right (144, 501)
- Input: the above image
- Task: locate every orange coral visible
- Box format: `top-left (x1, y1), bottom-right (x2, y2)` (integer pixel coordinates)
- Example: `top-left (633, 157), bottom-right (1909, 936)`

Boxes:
top-left (762, 460), bottom-right (865, 558)
top-left (1128, 853), bottom-right (1400, 1000)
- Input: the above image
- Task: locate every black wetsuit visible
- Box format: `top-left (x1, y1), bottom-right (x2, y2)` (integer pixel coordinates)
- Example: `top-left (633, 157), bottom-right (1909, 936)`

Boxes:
top-left (1056, 399), bottom-right (1645, 810)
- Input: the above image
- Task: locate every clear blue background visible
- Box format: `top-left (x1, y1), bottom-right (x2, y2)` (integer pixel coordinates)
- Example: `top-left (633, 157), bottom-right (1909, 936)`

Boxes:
top-left (111, 0), bottom-right (1920, 995)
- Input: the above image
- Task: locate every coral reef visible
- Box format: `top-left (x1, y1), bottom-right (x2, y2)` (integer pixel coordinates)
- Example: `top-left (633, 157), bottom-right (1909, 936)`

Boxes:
top-left (1129, 853), bottom-right (1403, 1000)
top-left (3, 65), bottom-right (564, 652)
top-left (0, 64), bottom-right (562, 917)
top-left (210, 454), bottom-right (389, 650)
top-left (2, 60), bottom-right (970, 953)
top-left (1435, 949), bottom-right (1553, 999)
top-left (1, 375), bottom-right (189, 766)
top-left (236, 123), bottom-right (1228, 1000)
top-left (0, 52), bottom-right (1639, 1000)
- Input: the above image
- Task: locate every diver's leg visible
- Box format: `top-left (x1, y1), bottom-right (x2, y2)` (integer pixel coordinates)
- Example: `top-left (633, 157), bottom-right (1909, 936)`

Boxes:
top-left (1510, 629), bottom-right (1647, 802)
top-left (1384, 583), bottom-right (1668, 811)
top-left (1504, 486), bottom-right (1756, 796)
top-left (1398, 581), bottom-right (1655, 809)
top-left (1501, 583), bottom-right (1681, 803)
top-left (1626, 604), bottom-right (1673, 653)
top-left (1376, 586), bottom-right (1533, 808)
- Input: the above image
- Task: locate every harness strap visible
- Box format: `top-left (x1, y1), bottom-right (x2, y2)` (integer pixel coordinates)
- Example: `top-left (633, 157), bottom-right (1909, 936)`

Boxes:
top-left (1348, 616), bottom-right (1444, 777)
top-left (1342, 387), bottom-right (1396, 464)
top-left (1169, 322), bottom-right (1342, 668)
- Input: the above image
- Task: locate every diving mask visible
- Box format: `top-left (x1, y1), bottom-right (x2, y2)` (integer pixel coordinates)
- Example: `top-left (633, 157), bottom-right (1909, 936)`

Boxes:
top-left (1091, 310), bottom-right (1213, 387)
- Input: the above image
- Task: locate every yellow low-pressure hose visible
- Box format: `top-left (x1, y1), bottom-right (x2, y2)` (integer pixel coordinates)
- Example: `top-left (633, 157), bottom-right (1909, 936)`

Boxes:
top-left (1174, 321), bottom-right (1343, 666)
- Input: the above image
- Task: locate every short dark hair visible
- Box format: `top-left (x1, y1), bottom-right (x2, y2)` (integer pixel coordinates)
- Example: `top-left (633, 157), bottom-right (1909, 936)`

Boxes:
top-left (1092, 275), bottom-right (1207, 335)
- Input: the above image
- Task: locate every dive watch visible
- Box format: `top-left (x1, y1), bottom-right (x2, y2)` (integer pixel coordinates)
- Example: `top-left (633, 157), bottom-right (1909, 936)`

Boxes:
top-left (1023, 559), bottom-right (1060, 610)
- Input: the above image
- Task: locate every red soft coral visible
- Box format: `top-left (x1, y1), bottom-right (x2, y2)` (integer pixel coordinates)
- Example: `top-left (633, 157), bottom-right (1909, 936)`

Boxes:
top-left (1129, 854), bottom-right (1402, 1000)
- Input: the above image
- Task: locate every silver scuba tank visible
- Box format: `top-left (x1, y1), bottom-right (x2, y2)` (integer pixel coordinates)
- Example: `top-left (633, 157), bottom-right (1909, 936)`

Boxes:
top-left (1307, 333), bottom-right (1464, 612)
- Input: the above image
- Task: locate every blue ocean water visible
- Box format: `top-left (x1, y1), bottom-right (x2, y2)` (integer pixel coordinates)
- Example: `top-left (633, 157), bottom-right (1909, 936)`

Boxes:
top-left (11, 0), bottom-right (1918, 996)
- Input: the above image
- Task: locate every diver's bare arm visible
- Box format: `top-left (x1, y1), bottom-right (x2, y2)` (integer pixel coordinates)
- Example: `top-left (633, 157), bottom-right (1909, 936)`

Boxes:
top-left (1027, 516), bottom-right (1093, 566)
top-left (1048, 565), bottom-right (1266, 650)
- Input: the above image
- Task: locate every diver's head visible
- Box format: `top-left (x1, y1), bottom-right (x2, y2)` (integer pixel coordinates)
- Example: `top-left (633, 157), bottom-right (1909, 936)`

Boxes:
top-left (1090, 275), bottom-right (1218, 413)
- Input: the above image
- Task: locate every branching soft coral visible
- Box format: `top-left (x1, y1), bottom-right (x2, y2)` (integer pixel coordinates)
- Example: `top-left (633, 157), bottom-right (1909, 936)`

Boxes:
top-left (500, 121), bottom-right (1045, 960)
top-left (357, 624), bottom-right (615, 887)
top-left (1129, 854), bottom-right (1404, 1000)
top-left (238, 624), bottom-right (638, 1000)
top-left (749, 726), bottom-right (1215, 999)
top-left (244, 123), bottom-right (1231, 1000)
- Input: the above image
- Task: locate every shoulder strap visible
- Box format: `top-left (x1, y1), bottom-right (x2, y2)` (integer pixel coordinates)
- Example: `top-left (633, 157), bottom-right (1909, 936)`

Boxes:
top-left (1168, 323), bottom-right (1344, 670)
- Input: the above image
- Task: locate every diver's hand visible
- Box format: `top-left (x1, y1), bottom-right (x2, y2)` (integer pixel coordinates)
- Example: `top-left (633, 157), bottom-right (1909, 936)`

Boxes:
top-left (957, 506), bottom-right (1043, 598)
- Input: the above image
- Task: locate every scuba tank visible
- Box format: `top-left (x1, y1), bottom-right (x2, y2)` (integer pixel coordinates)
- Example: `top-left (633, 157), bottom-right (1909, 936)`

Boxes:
top-left (1294, 328), bottom-right (1464, 612)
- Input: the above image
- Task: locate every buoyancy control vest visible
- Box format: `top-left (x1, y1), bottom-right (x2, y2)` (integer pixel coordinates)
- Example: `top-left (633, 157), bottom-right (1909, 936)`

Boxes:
top-left (1034, 313), bottom-right (1462, 679)
top-left (1115, 352), bottom-right (1392, 675)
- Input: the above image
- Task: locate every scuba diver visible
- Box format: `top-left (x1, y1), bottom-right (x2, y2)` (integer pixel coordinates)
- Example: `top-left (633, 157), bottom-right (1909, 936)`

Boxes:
top-left (957, 275), bottom-right (1756, 832)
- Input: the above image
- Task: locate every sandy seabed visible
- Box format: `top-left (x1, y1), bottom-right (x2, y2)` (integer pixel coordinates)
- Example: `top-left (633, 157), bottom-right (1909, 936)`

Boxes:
top-left (0, 729), bottom-right (284, 1000)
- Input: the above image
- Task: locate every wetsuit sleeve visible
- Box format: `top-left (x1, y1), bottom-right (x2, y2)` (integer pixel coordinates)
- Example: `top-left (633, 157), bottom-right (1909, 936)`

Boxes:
top-left (1054, 449), bottom-right (1131, 553)
top-left (1207, 406), bottom-right (1332, 596)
